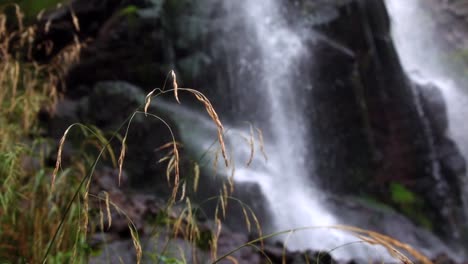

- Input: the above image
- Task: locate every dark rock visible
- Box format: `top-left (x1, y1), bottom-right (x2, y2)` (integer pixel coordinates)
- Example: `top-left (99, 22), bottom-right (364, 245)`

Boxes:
top-left (433, 253), bottom-right (458, 264)
top-left (80, 81), bottom-right (185, 191)
top-left (32, 0), bottom-right (151, 62)
top-left (215, 227), bottom-right (261, 264)
top-left (78, 81), bottom-right (144, 127)
top-left (262, 243), bottom-right (337, 264)
top-left (327, 194), bottom-right (459, 259)
top-left (419, 82), bottom-right (449, 134)
top-left (42, 98), bottom-right (81, 139)
top-left (193, 172), bottom-right (273, 234)
top-left (289, 0), bottom-right (468, 241)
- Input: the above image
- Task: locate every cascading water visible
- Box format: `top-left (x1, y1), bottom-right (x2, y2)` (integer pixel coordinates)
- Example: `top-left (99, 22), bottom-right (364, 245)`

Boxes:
top-left (385, 0), bottom-right (468, 224)
top-left (229, 0), bottom-right (343, 252)
top-left (175, 0), bottom-right (398, 260)
top-left (154, 0), bottom-right (468, 260)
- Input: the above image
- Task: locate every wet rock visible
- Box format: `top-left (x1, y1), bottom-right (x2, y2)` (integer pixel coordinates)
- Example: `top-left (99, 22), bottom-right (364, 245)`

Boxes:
top-left (78, 81), bottom-right (144, 127)
top-left (419, 82), bottom-right (449, 134)
top-left (327, 194), bottom-right (460, 260)
top-left (215, 227), bottom-right (261, 264)
top-left (89, 235), bottom-right (211, 264)
top-left (291, 0), bottom-right (467, 241)
top-left (192, 172), bottom-right (273, 234)
top-left (432, 253), bottom-right (458, 264)
top-left (261, 242), bottom-right (337, 264)
top-left (76, 81), bottom-right (182, 190)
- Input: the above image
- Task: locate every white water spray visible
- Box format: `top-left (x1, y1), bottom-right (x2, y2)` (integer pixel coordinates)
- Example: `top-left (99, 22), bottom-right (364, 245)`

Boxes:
top-left (216, 0), bottom-right (394, 260)
top-left (160, 0), bottom-right (457, 260)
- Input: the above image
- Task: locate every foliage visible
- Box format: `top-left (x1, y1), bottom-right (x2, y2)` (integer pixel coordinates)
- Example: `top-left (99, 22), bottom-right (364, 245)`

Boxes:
top-left (0, 6), bottom-right (87, 263)
top-left (390, 182), bottom-right (416, 204)
top-left (119, 5), bottom-right (140, 17)
top-left (1, 0), bottom-right (65, 20)
top-left (389, 182), bottom-right (433, 230)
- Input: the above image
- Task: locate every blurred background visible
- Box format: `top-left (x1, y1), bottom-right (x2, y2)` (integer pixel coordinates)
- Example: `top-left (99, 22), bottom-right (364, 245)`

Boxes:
top-left (2, 0), bottom-right (468, 263)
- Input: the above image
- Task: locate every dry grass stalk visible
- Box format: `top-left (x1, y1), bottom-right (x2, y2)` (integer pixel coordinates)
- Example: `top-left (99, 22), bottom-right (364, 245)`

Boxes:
top-left (0, 14), bottom-right (5, 38)
top-left (210, 217), bottom-right (223, 261)
top-left (241, 207), bottom-right (251, 232)
top-left (250, 210), bottom-right (263, 248)
top-left (171, 70), bottom-right (180, 104)
top-left (331, 225), bottom-right (431, 264)
top-left (129, 224), bottom-right (142, 264)
top-left (184, 88), bottom-right (228, 167)
top-left (171, 143), bottom-right (181, 201)
top-left (193, 162), bottom-right (200, 192)
top-left (173, 209), bottom-right (185, 238)
top-left (185, 199), bottom-right (193, 239)
top-left (222, 183), bottom-right (230, 209)
top-left (220, 190), bottom-right (226, 218)
top-left (213, 148), bottom-right (220, 175)
top-left (228, 165), bottom-right (235, 194)
top-left (156, 142), bottom-right (183, 192)
top-left (156, 142), bottom-right (181, 151)
top-left (104, 191), bottom-right (111, 229)
top-left (12, 5), bottom-right (24, 32)
top-left (139, 111), bottom-right (181, 201)
top-left (256, 127), bottom-right (268, 161)
top-left (166, 155), bottom-right (176, 183)
top-left (247, 125), bottom-right (255, 166)
top-left (282, 232), bottom-right (296, 264)
top-left (179, 182), bottom-right (186, 202)
top-left (52, 125), bottom-right (73, 190)
top-left (99, 205), bottom-right (104, 232)
top-left (69, 6), bottom-right (80, 32)
top-left (144, 90), bottom-right (155, 116)
top-left (226, 256), bottom-right (239, 264)
top-left (83, 178), bottom-right (91, 235)
top-left (117, 135), bottom-right (127, 186)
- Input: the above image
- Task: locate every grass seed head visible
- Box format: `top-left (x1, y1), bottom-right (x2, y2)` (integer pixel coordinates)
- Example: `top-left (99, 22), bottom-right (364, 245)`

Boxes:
top-left (171, 70), bottom-right (180, 104)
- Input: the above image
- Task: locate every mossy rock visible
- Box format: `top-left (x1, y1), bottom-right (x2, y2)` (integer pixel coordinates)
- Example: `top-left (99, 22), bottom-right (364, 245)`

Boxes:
top-left (388, 182), bottom-right (434, 230)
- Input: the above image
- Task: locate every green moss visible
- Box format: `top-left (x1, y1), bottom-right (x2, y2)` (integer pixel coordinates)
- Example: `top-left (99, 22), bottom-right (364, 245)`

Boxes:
top-left (388, 182), bottom-right (433, 230)
top-left (390, 182), bottom-right (415, 204)
top-left (119, 5), bottom-right (139, 17)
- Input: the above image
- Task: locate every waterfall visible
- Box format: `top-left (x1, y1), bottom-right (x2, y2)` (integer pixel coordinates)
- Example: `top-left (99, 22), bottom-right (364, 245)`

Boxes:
top-left (208, 0), bottom-right (396, 260)
top-left (385, 0), bottom-right (468, 223)
top-left (154, 0), bottom-right (467, 260)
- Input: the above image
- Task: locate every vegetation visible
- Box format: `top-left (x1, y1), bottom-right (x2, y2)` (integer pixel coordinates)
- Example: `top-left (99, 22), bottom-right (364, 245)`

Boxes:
top-left (0, 5), bottom-right (87, 262)
top-left (389, 183), bottom-right (433, 230)
top-left (1, 1), bottom-right (65, 20)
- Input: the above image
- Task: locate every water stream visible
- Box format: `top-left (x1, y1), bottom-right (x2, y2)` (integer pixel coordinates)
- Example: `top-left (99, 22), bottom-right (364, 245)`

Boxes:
top-left (173, 0), bottom-right (395, 260)
top-left (160, 0), bottom-right (466, 260)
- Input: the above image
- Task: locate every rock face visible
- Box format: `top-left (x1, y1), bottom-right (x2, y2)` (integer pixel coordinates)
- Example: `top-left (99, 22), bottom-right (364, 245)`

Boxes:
top-left (294, 0), bottom-right (467, 241)
top-left (38, 0), bottom-right (467, 251)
